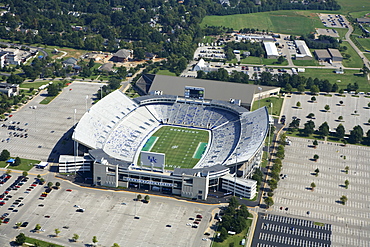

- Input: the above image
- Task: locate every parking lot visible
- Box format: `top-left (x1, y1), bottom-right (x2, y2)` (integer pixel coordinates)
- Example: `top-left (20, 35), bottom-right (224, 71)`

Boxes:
top-left (0, 81), bottom-right (102, 162)
top-left (318, 14), bottom-right (348, 29)
top-left (271, 136), bottom-right (370, 246)
top-left (252, 213), bottom-right (332, 247)
top-left (281, 93), bottom-right (370, 134)
top-left (0, 172), bottom-right (216, 246)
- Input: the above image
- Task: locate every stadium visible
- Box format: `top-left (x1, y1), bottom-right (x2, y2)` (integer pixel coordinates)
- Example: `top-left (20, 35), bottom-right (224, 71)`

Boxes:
top-left (70, 88), bottom-right (269, 200)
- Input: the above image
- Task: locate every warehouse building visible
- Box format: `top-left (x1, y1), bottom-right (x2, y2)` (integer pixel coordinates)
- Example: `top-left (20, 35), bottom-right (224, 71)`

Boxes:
top-left (263, 42), bottom-right (279, 59)
top-left (295, 40), bottom-right (313, 60)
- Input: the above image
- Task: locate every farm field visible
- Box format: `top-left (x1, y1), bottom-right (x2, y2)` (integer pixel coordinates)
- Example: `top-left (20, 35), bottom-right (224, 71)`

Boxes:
top-left (140, 126), bottom-right (210, 170)
top-left (341, 41), bottom-right (363, 68)
top-left (201, 10), bottom-right (324, 35)
top-left (301, 68), bottom-right (370, 92)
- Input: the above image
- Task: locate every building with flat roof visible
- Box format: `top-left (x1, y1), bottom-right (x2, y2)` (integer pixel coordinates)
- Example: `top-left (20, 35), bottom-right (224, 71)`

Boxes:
top-left (135, 74), bottom-right (280, 110)
top-left (314, 49), bottom-right (331, 61)
top-left (264, 42), bottom-right (279, 59)
top-left (295, 40), bottom-right (313, 60)
top-left (0, 83), bottom-right (19, 97)
top-left (328, 48), bottom-right (343, 62)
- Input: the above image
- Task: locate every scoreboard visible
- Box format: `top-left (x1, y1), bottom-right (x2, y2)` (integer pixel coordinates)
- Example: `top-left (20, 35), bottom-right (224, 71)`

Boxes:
top-left (184, 86), bottom-right (205, 99)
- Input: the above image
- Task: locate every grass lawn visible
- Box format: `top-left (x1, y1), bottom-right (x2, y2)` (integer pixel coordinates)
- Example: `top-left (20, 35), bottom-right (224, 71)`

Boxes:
top-left (365, 53), bottom-right (370, 61)
top-left (293, 59), bottom-right (319, 66)
top-left (341, 41), bottom-right (363, 68)
top-left (0, 158), bottom-right (39, 171)
top-left (301, 68), bottom-right (370, 92)
top-left (20, 81), bottom-right (51, 89)
top-left (156, 69), bottom-right (177, 76)
top-left (201, 36), bottom-right (216, 44)
top-left (24, 237), bottom-right (64, 247)
top-left (355, 37), bottom-right (370, 51)
top-left (213, 219), bottom-right (252, 247)
top-left (252, 96), bottom-right (284, 116)
top-left (39, 96), bottom-right (56, 104)
top-left (43, 45), bottom-right (88, 60)
top-left (239, 56), bottom-right (262, 64)
top-left (140, 126), bottom-right (209, 170)
top-left (335, 0), bottom-right (370, 14)
top-left (202, 10), bottom-right (323, 36)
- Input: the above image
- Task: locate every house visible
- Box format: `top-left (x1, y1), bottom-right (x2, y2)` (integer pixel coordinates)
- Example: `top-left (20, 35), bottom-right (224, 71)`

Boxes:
top-left (0, 51), bottom-right (6, 68)
top-left (0, 83), bottom-right (19, 97)
top-left (98, 63), bottom-right (114, 72)
top-left (111, 49), bottom-right (133, 62)
top-left (145, 52), bottom-right (156, 61)
top-left (63, 57), bottom-right (78, 67)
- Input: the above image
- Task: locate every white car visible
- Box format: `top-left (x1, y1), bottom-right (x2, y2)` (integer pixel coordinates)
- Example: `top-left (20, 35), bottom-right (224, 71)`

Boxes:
top-left (202, 238), bottom-right (208, 241)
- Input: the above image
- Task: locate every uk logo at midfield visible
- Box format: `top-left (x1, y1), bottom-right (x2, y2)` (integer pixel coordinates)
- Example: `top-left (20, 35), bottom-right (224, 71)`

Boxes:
top-left (148, 156), bottom-right (157, 163)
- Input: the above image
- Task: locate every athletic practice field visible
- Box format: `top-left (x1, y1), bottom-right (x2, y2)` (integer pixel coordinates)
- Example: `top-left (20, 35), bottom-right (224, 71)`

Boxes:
top-left (141, 126), bottom-right (210, 170)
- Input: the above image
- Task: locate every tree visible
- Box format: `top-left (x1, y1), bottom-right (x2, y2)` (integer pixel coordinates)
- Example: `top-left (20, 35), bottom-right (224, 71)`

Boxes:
top-left (318, 122), bottom-right (330, 137)
top-left (22, 171), bottom-right (28, 177)
top-left (349, 125), bottom-right (364, 143)
top-left (15, 233), bottom-right (26, 245)
top-left (92, 236), bottom-right (98, 245)
top-left (340, 195), bottom-right (348, 205)
top-left (324, 104), bottom-right (330, 112)
top-left (144, 195), bottom-right (150, 202)
top-left (72, 234), bottom-right (79, 242)
top-left (277, 55), bottom-right (285, 64)
top-left (344, 166), bottom-right (349, 174)
top-left (344, 180), bottom-right (349, 189)
top-left (6, 169), bottom-right (11, 175)
top-left (310, 85), bottom-right (319, 95)
top-left (307, 113), bottom-right (315, 119)
top-left (360, 64), bottom-right (370, 76)
top-left (313, 154), bottom-right (319, 162)
top-left (310, 182), bottom-right (316, 191)
top-left (311, 96), bottom-right (316, 102)
top-left (339, 100), bottom-right (343, 106)
top-left (37, 174), bottom-right (41, 179)
top-left (55, 182), bottom-right (61, 188)
top-left (47, 83), bottom-right (59, 96)
top-left (219, 227), bottom-right (228, 242)
top-left (54, 228), bottom-right (60, 237)
top-left (136, 194), bottom-right (142, 201)
top-left (296, 101), bottom-right (301, 108)
top-left (302, 120), bottom-right (315, 136)
top-left (47, 182), bottom-right (53, 188)
top-left (368, 102), bottom-right (370, 109)
top-left (35, 224), bottom-right (41, 231)
top-left (14, 157), bottom-right (21, 166)
top-left (313, 140), bottom-right (318, 148)
top-left (336, 124), bottom-right (345, 139)
top-left (314, 168), bottom-right (320, 176)
top-left (111, 244), bottom-right (120, 247)
top-left (0, 149), bottom-right (10, 161)
top-left (268, 179), bottom-right (278, 191)
top-left (264, 197), bottom-right (274, 208)
top-left (229, 196), bottom-right (239, 208)
top-left (338, 116), bottom-right (343, 122)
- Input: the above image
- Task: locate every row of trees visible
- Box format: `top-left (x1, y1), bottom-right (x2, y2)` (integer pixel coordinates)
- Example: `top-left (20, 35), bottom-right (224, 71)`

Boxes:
top-left (217, 197), bottom-right (250, 242)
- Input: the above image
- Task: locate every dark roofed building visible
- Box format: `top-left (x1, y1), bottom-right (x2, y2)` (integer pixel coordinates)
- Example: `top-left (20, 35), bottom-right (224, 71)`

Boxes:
top-left (314, 49), bottom-right (331, 61)
top-left (62, 57), bottom-right (78, 67)
top-left (135, 74), bottom-right (280, 110)
top-left (145, 52), bottom-right (156, 60)
top-left (112, 49), bottom-right (133, 62)
top-left (328, 48), bottom-right (343, 62)
top-left (98, 63), bottom-right (114, 72)
top-left (357, 18), bottom-right (370, 24)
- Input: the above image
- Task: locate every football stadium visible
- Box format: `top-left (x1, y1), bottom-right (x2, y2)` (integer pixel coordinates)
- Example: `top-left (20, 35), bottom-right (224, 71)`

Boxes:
top-left (70, 87), bottom-right (270, 200)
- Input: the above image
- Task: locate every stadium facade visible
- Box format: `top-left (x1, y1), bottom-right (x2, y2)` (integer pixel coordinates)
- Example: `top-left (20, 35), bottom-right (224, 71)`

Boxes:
top-left (70, 90), bottom-right (270, 200)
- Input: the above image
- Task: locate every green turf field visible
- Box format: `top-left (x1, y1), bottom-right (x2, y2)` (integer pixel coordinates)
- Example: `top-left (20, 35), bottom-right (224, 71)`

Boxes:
top-left (140, 126), bottom-right (210, 170)
top-left (201, 10), bottom-right (323, 35)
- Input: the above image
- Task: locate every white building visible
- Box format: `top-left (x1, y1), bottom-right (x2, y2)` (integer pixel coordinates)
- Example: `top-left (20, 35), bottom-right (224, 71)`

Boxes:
top-left (294, 40), bottom-right (313, 60)
top-left (221, 174), bottom-right (257, 199)
top-left (264, 42), bottom-right (279, 59)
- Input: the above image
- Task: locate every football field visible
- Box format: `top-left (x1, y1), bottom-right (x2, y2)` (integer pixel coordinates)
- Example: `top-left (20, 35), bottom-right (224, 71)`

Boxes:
top-left (141, 126), bottom-right (210, 170)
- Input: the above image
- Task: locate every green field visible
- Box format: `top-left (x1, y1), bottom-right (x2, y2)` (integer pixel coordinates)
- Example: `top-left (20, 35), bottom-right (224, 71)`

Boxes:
top-left (341, 41), bottom-right (364, 68)
top-left (335, 0), bottom-right (370, 14)
top-left (301, 68), bottom-right (370, 92)
top-left (140, 126), bottom-right (209, 170)
top-left (202, 10), bottom-right (323, 35)
top-left (156, 69), bottom-right (177, 76)
top-left (213, 219), bottom-right (252, 247)
top-left (252, 96), bottom-right (284, 116)
top-left (0, 158), bottom-right (40, 171)
top-left (293, 59), bottom-right (319, 66)
top-left (356, 38), bottom-right (370, 51)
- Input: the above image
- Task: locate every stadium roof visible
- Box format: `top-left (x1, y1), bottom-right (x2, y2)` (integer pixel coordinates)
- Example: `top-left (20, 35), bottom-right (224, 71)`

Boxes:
top-left (137, 74), bottom-right (278, 107)
top-left (263, 42), bottom-right (279, 57)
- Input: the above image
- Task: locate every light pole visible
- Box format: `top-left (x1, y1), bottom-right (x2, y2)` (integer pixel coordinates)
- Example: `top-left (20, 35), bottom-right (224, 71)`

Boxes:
top-left (32, 106), bottom-right (37, 133)
top-left (85, 95), bottom-right (88, 112)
